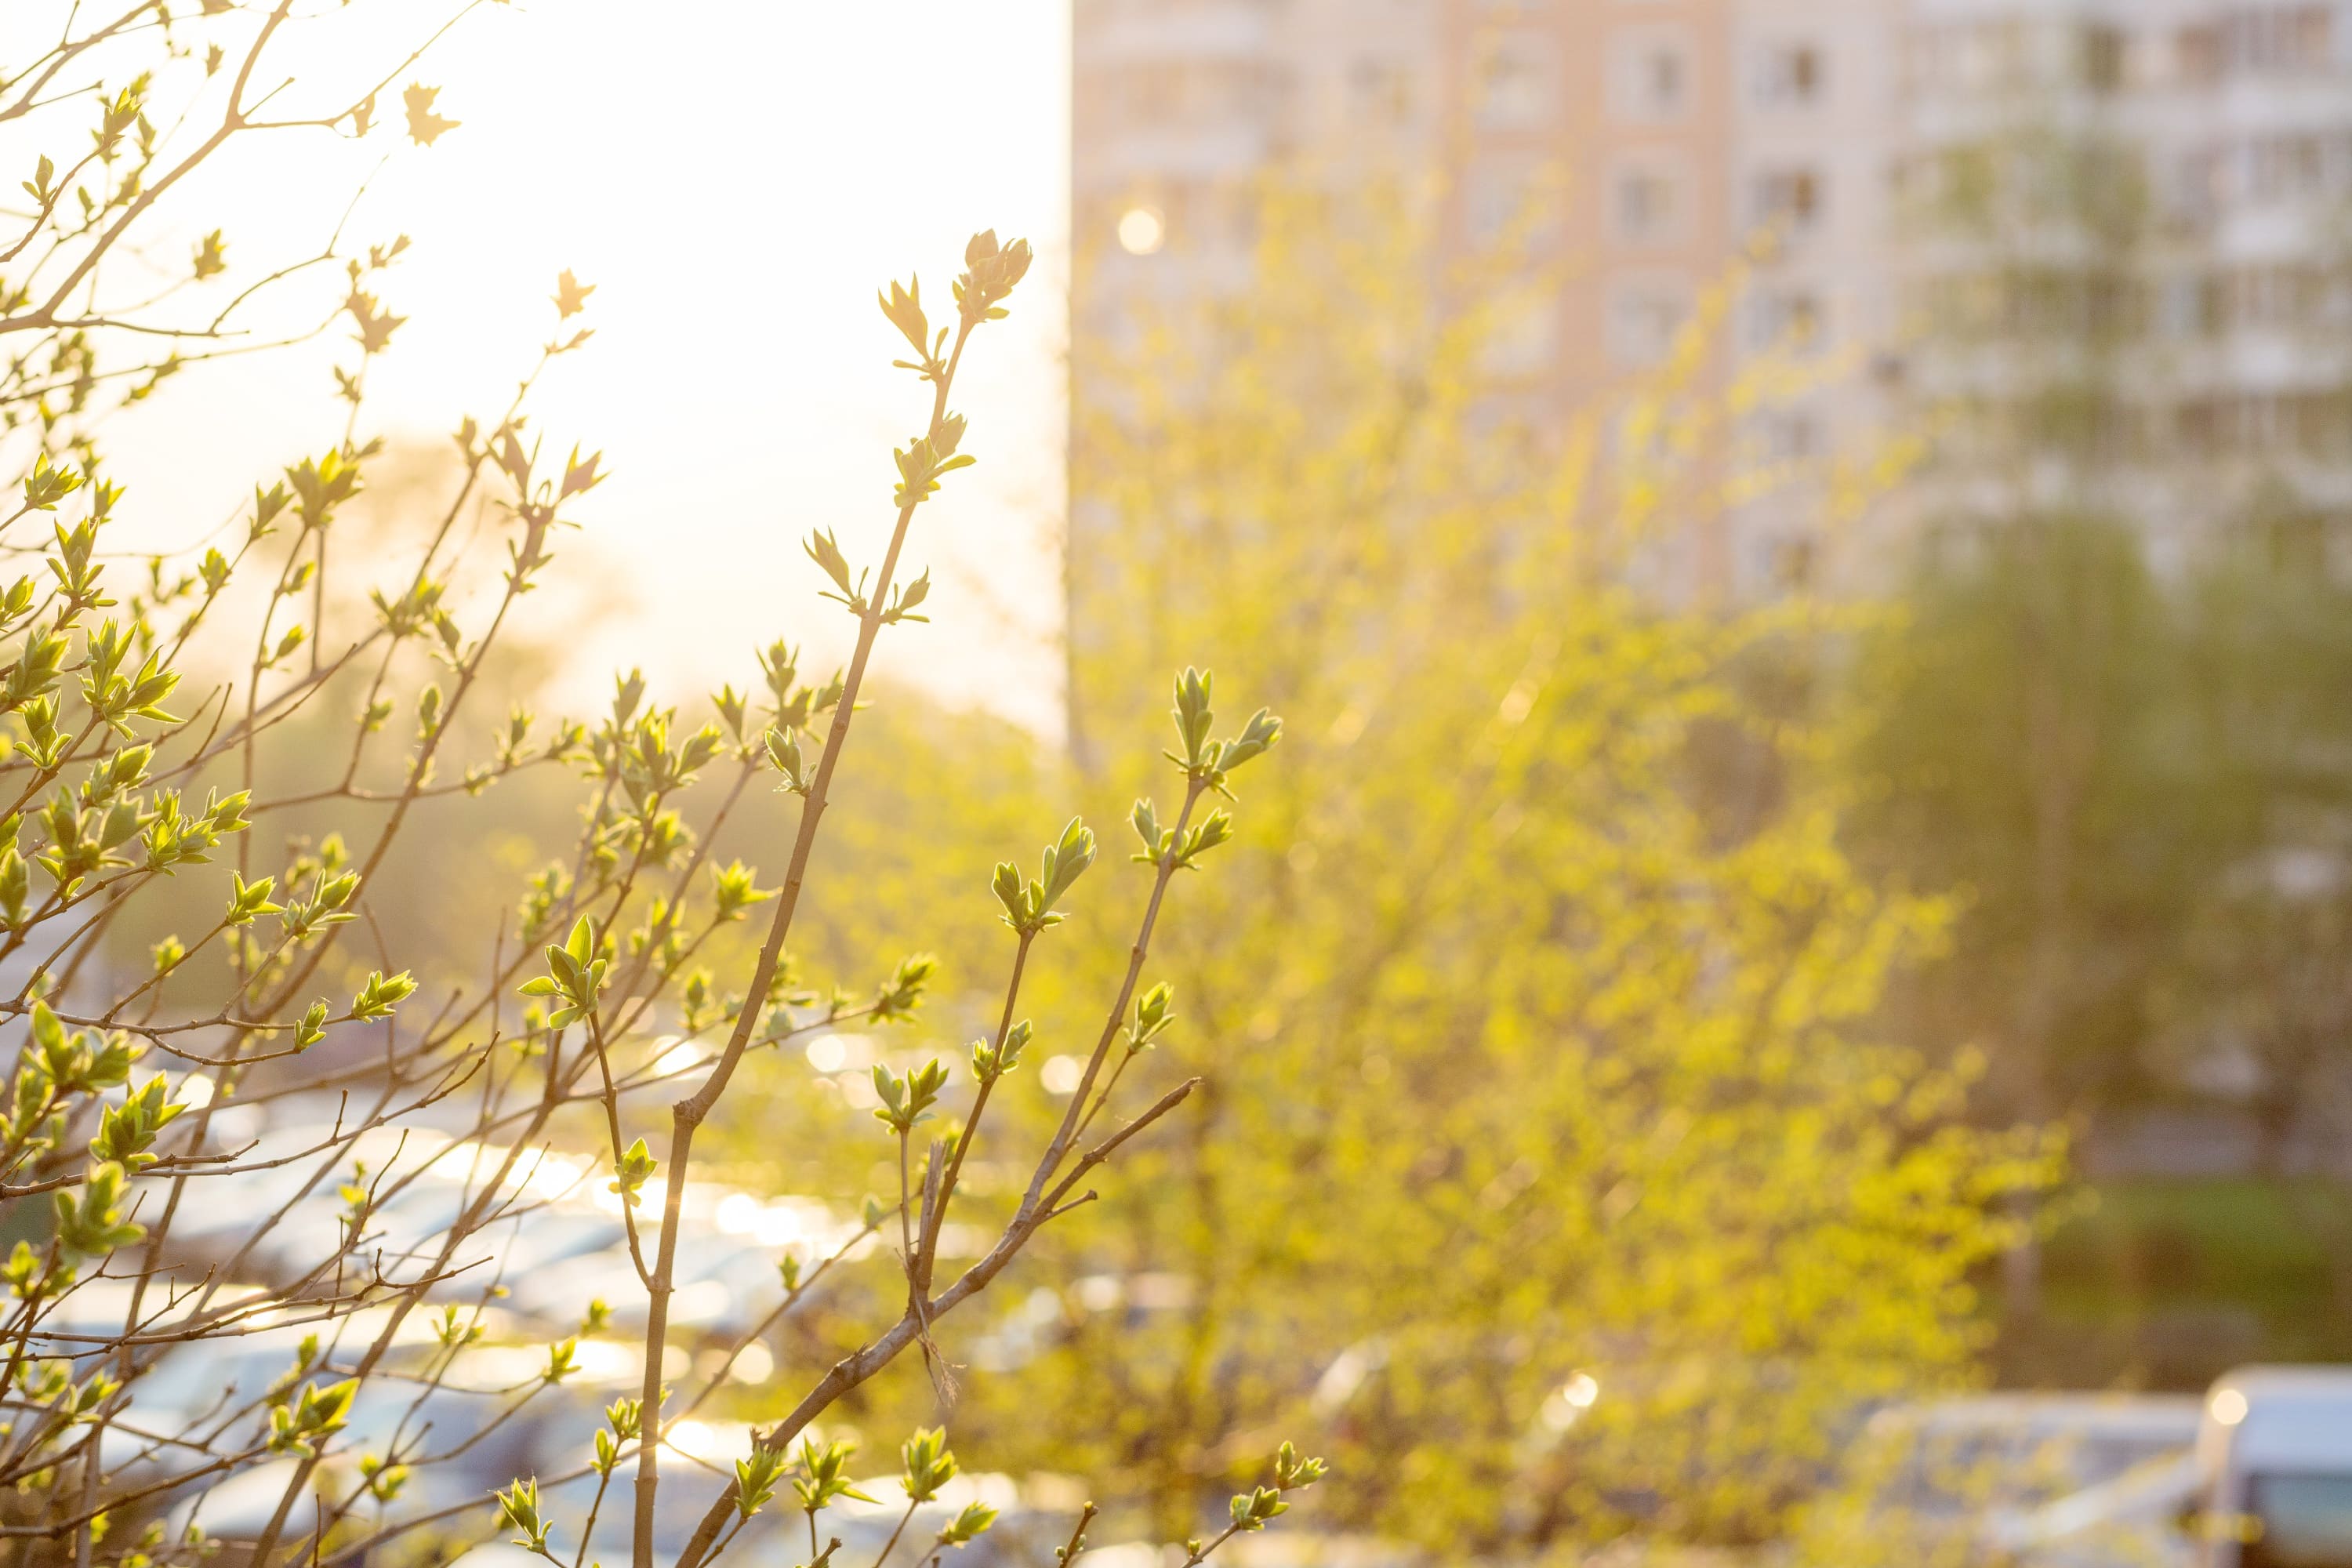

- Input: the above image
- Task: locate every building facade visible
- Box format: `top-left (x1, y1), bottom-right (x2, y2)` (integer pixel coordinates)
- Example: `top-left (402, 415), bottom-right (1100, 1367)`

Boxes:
top-left (1070, 0), bottom-right (2352, 597)
top-left (1896, 0), bottom-right (2352, 571)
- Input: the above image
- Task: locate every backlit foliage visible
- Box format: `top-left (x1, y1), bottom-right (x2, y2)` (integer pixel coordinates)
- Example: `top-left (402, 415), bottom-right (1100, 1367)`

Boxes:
top-left (0, 9), bottom-right (1321, 1568)
top-left (779, 187), bottom-right (2067, 1555)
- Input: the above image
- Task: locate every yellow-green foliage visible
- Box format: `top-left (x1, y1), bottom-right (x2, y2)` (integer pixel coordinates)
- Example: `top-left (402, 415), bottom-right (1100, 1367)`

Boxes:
top-left (752, 189), bottom-right (2063, 1555)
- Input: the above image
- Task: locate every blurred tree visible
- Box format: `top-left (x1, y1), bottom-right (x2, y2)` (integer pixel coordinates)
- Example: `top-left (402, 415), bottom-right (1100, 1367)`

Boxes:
top-left (759, 192), bottom-right (2059, 1558)
top-left (2165, 518), bottom-right (2352, 1320)
top-left (1872, 89), bottom-right (2201, 1333)
top-left (1835, 508), bottom-right (2352, 1373)
top-left (1858, 73), bottom-right (2352, 1346)
top-left (1835, 514), bottom-right (2205, 1127)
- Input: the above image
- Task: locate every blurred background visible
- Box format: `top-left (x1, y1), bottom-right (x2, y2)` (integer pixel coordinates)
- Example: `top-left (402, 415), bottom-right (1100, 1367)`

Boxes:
top-left (64, 0), bottom-right (2352, 1563)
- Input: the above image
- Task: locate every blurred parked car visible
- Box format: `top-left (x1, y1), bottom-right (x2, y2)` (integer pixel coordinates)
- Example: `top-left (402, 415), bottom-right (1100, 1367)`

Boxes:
top-left (1798, 1392), bottom-right (2202, 1568)
top-left (163, 1375), bottom-right (606, 1566)
top-left (506, 1194), bottom-right (844, 1340)
top-left (2177, 1366), bottom-right (2352, 1568)
top-left (509, 1228), bottom-right (784, 1337)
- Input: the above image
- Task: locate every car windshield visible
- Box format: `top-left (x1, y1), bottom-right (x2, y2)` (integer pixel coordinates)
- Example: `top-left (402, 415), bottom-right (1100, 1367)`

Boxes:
top-left (2248, 1473), bottom-right (2352, 1568)
top-left (1872, 1425), bottom-right (2190, 1517)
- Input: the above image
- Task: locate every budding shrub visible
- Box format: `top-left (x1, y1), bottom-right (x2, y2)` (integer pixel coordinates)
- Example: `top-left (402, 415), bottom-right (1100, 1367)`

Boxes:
top-left (0, 12), bottom-right (1322, 1568)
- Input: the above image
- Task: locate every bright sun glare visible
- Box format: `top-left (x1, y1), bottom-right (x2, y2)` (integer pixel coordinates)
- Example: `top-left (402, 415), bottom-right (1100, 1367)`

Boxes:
top-left (1116, 205), bottom-right (1166, 255)
top-left (104, 0), bottom-right (1073, 735)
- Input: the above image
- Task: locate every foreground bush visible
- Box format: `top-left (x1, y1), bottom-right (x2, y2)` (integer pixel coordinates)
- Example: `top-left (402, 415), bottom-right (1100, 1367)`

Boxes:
top-left (790, 187), bottom-right (2066, 1555)
top-left (0, 10), bottom-right (1320, 1568)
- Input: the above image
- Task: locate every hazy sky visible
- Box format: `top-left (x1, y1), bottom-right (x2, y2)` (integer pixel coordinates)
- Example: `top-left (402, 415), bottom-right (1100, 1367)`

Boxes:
top-left (102, 1), bottom-right (1073, 735)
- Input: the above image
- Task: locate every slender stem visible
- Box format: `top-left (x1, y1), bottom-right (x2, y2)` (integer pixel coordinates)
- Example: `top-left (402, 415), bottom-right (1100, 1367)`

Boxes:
top-left (1022, 781), bottom-right (1207, 1216)
top-left (916, 933), bottom-right (1032, 1283)
top-left (669, 778), bottom-right (1211, 1568)
top-left (632, 316), bottom-right (978, 1568)
top-left (869, 1499), bottom-right (920, 1568)
top-left (1054, 1502), bottom-right (1098, 1568)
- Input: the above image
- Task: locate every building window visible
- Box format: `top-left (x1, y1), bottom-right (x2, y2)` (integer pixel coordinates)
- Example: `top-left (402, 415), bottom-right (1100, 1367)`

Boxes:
top-left (1754, 408), bottom-right (1822, 461)
top-left (2225, 5), bottom-right (2335, 72)
top-left (2244, 132), bottom-right (2332, 202)
top-left (1350, 58), bottom-right (1415, 127)
top-left (1755, 41), bottom-right (1824, 106)
top-left (2157, 273), bottom-right (2219, 338)
top-left (1606, 275), bottom-right (1693, 368)
top-left (1613, 170), bottom-right (1675, 242)
top-left (1124, 61), bottom-right (1183, 126)
top-left (1107, 58), bottom-right (1293, 132)
top-left (2082, 24), bottom-right (2125, 91)
top-left (1905, 26), bottom-right (1953, 95)
top-left (1480, 291), bottom-right (1559, 378)
top-left (1612, 158), bottom-right (1686, 245)
top-left (1772, 532), bottom-right (1820, 592)
top-left (1610, 28), bottom-right (1692, 122)
top-left (2218, 263), bottom-right (2338, 330)
top-left (1464, 156), bottom-right (1552, 249)
top-left (1748, 287), bottom-right (1825, 352)
top-left (1751, 166), bottom-right (1824, 237)
top-left (2176, 24), bottom-right (2223, 82)
top-left (1471, 28), bottom-right (1559, 130)
top-left (2168, 147), bottom-right (2223, 221)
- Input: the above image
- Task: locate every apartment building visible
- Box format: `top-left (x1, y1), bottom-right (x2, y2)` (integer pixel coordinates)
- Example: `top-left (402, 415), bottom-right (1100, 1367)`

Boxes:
top-left (1726, 0), bottom-right (1907, 590)
top-left (1069, 0), bottom-right (2352, 594)
top-left (1070, 0), bottom-right (1907, 603)
top-left (1896, 0), bottom-right (2352, 569)
top-left (1069, 0), bottom-right (1443, 340)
